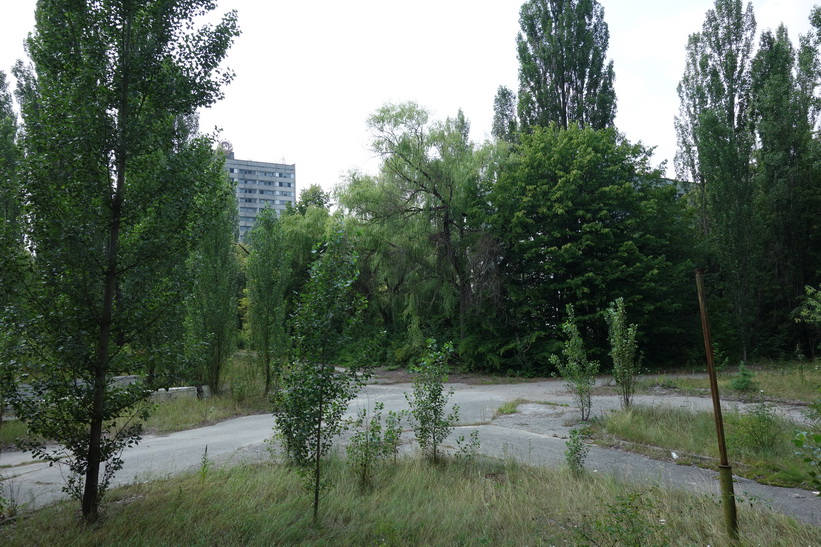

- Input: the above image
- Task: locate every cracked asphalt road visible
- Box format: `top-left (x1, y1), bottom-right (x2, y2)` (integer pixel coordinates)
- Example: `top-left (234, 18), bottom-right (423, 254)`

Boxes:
top-left (2, 377), bottom-right (819, 526)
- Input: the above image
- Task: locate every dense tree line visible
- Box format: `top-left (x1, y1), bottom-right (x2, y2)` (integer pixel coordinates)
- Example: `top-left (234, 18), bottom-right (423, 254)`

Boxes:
top-left (2, 0), bottom-right (821, 523)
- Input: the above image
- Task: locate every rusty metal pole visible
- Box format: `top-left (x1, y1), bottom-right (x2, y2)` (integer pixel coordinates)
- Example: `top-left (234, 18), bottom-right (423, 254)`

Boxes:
top-left (695, 268), bottom-right (738, 541)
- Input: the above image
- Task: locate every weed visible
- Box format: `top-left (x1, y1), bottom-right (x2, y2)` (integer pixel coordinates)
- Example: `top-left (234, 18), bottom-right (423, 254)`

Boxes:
top-left (565, 425), bottom-right (590, 475)
top-left (578, 487), bottom-right (669, 546)
top-left (198, 446), bottom-right (211, 483)
top-left (455, 430), bottom-right (481, 462)
top-left (727, 396), bottom-right (783, 455)
top-left (794, 431), bottom-right (821, 493)
top-left (346, 402), bottom-right (405, 487)
top-left (1, 460), bottom-right (820, 545)
top-left (495, 399), bottom-right (523, 416)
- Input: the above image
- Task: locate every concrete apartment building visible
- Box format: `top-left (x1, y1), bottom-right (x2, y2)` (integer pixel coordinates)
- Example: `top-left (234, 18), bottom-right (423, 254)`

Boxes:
top-left (221, 141), bottom-right (296, 240)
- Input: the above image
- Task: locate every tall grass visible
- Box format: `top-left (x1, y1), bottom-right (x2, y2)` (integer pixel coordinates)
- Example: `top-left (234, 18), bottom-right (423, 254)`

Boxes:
top-left (638, 362), bottom-right (821, 403)
top-left (1, 456), bottom-right (817, 546)
top-left (592, 404), bottom-right (808, 487)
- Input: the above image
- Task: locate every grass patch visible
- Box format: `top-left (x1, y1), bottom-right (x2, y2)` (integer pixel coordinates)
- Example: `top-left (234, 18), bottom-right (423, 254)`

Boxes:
top-left (494, 399), bottom-right (569, 418)
top-left (127, 394), bottom-right (270, 436)
top-left (589, 404), bottom-right (810, 488)
top-left (0, 420), bottom-right (29, 452)
top-left (1, 394), bottom-right (270, 451)
top-left (1, 456), bottom-right (817, 546)
top-left (495, 398), bottom-right (527, 416)
top-left (637, 362), bottom-right (821, 403)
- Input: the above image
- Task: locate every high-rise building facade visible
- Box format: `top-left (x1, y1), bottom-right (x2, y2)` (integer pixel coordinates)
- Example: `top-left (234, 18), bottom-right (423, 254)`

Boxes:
top-left (221, 142), bottom-right (296, 240)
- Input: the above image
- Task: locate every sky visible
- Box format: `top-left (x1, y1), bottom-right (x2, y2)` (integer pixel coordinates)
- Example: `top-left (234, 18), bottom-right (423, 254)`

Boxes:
top-left (0, 0), bottom-right (816, 194)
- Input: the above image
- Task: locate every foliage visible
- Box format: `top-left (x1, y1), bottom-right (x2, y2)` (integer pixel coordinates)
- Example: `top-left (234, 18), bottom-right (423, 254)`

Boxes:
top-left (794, 431), bottom-right (821, 493)
top-left (727, 397), bottom-right (781, 454)
top-left (405, 339), bottom-right (459, 462)
top-left (492, 124), bottom-right (696, 369)
top-left (272, 227), bottom-right (367, 522)
top-left (246, 208), bottom-right (291, 394)
top-left (578, 488), bottom-right (669, 547)
top-left (491, 85), bottom-right (518, 142)
top-left (605, 297), bottom-right (641, 409)
top-left (455, 430), bottom-right (481, 462)
top-left (292, 184), bottom-right (332, 215)
top-left (550, 306), bottom-right (599, 421)
top-left (516, 0), bottom-right (616, 131)
top-left (565, 425), bottom-right (590, 475)
top-left (340, 103), bottom-right (497, 351)
top-left (184, 177), bottom-right (239, 395)
top-left (0, 0), bottom-right (239, 522)
top-left (728, 363), bottom-right (757, 392)
top-left (346, 402), bottom-right (405, 487)
top-left (594, 404), bottom-right (805, 487)
top-left (4, 459), bottom-right (821, 546)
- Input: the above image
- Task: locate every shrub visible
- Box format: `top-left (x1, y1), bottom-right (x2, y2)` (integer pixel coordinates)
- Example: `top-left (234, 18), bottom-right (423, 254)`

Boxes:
top-left (405, 339), bottom-right (459, 462)
top-left (565, 425), bottom-right (590, 475)
top-left (346, 402), bottom-right (405, 487)
top-left (550, 305), bottom-right (599, 421)
top-left (728, 362), bottom-right (757, 392)
top-left (606, 297), bottom-right (641, 409)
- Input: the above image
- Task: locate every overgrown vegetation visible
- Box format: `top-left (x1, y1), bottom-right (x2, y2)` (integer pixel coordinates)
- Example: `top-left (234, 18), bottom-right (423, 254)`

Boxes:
top-left (590, 404), bottom-right (810, 488)
top-left (406, 340), bottom-right (459, 462)
top-left (2, 457), bottom-right (818, 546)
top-left (273, 228), bottom-right (367, 522)
top-left (565, 425), bottom-right (590, 476)
top-left (606, 297), bottom-right (641, 409)
top-left (636, 364), bottom-right (821, 403)
top-left (346, 402), bottom-right (405, 487)
top-left (550, 306), bottom-right (599, 421)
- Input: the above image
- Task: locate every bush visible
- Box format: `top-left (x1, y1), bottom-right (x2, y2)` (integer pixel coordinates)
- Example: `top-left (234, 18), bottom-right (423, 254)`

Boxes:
top-left (346, 402), bottom-right (405, 487)
top-left (728, 363), bottom-right (757, 392)
top-left (565, 425), bottom-right (590, 475)
top-left (405, 339), bottom-right (459, 462)
top-left (606, 297), bottom-right (641, 409)
top-left (550, 305), bottom-right (599, 421)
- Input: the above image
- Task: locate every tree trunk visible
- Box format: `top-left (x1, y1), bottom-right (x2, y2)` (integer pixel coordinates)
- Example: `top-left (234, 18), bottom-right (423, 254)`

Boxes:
top-left (82, 16), bottom-right (130, 521)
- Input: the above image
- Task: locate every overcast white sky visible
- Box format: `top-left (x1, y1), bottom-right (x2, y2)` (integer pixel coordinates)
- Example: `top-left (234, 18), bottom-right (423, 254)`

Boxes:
top-left (0, 1), bottom-right (816, 192)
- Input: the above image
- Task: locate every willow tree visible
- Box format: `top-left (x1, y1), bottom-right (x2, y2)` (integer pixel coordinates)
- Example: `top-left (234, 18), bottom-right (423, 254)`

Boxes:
top-left (339, 103), bottom-right (499, 356)
top-left (0, 0), bottom-right (238, 522)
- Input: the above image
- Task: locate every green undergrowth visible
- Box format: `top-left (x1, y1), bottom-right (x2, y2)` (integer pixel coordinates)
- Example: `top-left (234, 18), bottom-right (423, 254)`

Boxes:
top-left (0, 420), bottom-right (29, 451)
top-left (1, 394), bottom-right (269, 450)
top-left (128, 394), bottom-right (270, 435)
top-left (637, 362), bottom-right (821, 403)
top-left (589, 404), bottom-right (810, 488)
top-left (1, 456), bottom-right (818, 546)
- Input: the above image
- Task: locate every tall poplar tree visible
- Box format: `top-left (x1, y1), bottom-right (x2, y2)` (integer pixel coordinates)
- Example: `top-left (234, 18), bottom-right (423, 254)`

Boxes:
top-left (185, 178), bottom-right (239, 396)
top-left (675, 0), bottom-right (760, 359)
top-left (247, 208), bottom-right (291, 395)
top-left (751, 22), bottom-right (821, 351)
top-left (516, 0), bottom-right (616, 131)
top-left (1, 0), bottom-right (238, 522)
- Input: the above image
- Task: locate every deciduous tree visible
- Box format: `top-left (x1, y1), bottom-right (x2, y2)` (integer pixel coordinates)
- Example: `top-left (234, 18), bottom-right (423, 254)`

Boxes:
top-left (246, 208), bottom-right (291, 394)
top-left (185, 176), bottom-right (239, 396)
top-left (273, 226), bottom-right (366, 523)
top-left (0, 0), bottom-right (238, 522)
top-left (516, 0), bottom-right (616, 131)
